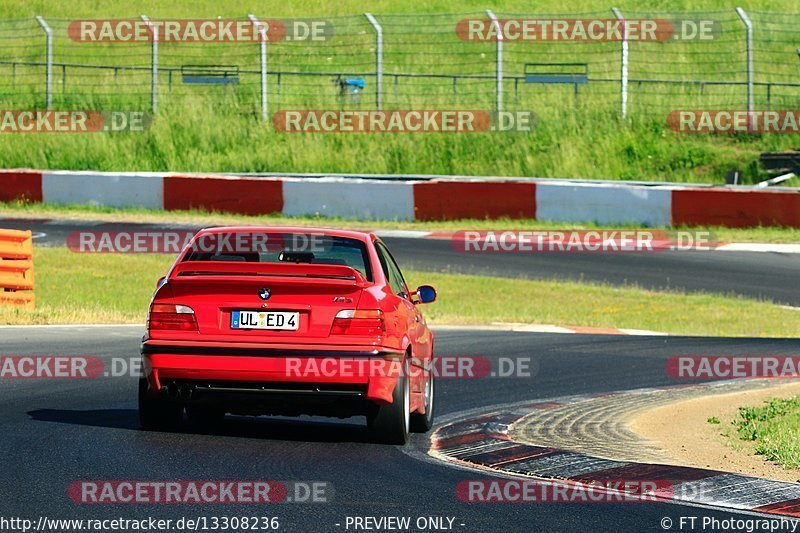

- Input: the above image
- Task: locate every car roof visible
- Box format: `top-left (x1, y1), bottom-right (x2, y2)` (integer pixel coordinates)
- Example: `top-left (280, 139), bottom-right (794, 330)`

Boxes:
top-left (194, 226), bottom-right (375, 243)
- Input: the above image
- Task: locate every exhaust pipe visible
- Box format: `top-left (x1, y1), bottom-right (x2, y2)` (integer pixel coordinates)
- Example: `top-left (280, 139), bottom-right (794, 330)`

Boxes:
top-left (163, 382), bottom-right (179, 399)
top-left (179, 383), bottom-right (193, 401)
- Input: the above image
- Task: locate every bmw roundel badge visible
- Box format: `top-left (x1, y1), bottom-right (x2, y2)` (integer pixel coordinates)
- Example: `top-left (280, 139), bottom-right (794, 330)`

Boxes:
top-left (258, 288), bottom-right (271, 300)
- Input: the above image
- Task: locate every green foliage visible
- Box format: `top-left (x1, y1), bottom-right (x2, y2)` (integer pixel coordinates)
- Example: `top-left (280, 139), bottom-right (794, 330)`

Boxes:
top-left (0, 1), bottom-right (798, 182)
top-left (735, 396), bottom-right (800, 468)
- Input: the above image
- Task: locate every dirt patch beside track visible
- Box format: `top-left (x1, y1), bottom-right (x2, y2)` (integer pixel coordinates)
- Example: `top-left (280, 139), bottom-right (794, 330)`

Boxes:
top-left (629, 382), bottom-right (800, 483)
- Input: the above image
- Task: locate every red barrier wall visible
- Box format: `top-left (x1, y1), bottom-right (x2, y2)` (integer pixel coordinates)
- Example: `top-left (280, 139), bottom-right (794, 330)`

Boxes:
top-left (413, 181), bottom-right (536, 221)
top-left (0, 171), bottom-right (43, 203)
top-left (164, 175), bottom-right (284, 216)
top-left (672, 188), bottom-right (800, 228)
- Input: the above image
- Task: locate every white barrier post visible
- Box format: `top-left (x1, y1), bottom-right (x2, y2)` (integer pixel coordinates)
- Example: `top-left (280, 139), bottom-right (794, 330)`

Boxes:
top-left (736, 7), bottom-right (754, 130)
top-left (140, 15), bottom-right (158, 113)
top-left (34, 16), bottom-right (52, 110)
top-left (248, 14), bottom-right (269, 121)
top-left (611, 8), bottom-right (628, 119)
top-left (486, 10), bottom-right (503, 113)
top-left (364, 13), bottom-right (383, 109)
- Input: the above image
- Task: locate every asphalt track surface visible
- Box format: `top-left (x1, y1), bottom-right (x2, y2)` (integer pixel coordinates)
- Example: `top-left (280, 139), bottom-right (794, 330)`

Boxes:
top-left (1, 216), bottom-right (799, 531)
top-left (2, 216), bottom-right (799, 306)
top-left (3, 326), bottom-right (800, 532)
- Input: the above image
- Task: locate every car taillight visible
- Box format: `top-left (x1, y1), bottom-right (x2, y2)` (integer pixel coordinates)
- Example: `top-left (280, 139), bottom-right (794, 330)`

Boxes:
top-left (331, 309), bottom-right (385, 336)
top-left (147, 303), bottom-right (198, 332)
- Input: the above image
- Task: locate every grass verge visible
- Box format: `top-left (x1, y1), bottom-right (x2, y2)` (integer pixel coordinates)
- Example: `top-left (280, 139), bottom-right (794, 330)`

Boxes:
top-left (2, 107), bottom-right (798, 185)
top-left (1, 3), bottom-right (800, 183)
top-left (2, 2), bottom-right (800, 182)
top-left (1, 246), bottom-right (799, 338)
top-left (733, 396), bottom-right (800, 468)
top-left (2, 201), bottom-right (800, 244)
top-left (5, 0), bottom-right (798, 17)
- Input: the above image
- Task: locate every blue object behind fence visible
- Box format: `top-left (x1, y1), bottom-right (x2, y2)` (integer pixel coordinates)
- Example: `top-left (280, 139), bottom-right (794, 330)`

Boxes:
top-left (524, 63), bottom-right (588, 84)
top-left (338, 77), bottom-right (365, 92)
top-left (182, 65), bottom-right (240, 85)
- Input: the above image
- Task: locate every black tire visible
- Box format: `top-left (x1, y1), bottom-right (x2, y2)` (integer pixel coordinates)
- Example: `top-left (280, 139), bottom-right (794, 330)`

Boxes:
top-left (186, 405), bottom-right (225, 431)
top-left (138, 377), bottom-right (183, 431)
top-left (367, 358), bottom-right (410, 445)
top-left (410, 371), bottom-right (434, 433)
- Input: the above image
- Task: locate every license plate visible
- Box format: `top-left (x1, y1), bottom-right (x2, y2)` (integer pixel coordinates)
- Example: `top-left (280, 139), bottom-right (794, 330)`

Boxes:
top-left (231, 310), bottom-right (299, 331)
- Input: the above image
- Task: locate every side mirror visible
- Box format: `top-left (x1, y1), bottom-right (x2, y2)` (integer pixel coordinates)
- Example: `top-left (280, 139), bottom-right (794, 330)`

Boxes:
top-left (414, 285), bottom-right (437, 304)
top-left (156, 276), bottom-right (166, 289)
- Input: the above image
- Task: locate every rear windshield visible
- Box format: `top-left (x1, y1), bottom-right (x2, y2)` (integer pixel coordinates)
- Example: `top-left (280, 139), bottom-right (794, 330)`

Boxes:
top-left (182, 232), bottom-right (372, 281)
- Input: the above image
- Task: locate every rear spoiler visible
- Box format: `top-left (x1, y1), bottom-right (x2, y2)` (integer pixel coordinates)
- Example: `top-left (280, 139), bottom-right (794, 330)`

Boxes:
top-left (169, 261), bottom-right (370, 288)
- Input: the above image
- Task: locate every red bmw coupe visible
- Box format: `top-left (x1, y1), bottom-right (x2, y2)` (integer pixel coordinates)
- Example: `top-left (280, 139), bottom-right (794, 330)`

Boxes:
top-left (139, 227), bottom-right (437, 444)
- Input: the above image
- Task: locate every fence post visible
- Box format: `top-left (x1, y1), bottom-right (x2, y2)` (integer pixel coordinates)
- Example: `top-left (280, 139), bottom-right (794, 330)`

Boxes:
top-left (364, 13), bottom-right (383, 109)
top-left (735, 7), bottom-right (754, 118)
top-left (486, 9), bottom-right (503, 113)
top-left (34, 16), bottom-right (52, 110)
top-left (140, 15), bottom-right (158, 113)
top-left (611, 8), bottom-right (627, 119)
top-left (248, 14), bottom-right (269, 121)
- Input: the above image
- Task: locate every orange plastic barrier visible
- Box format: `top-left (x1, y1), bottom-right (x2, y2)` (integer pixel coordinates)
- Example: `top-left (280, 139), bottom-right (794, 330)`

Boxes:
top-left (0, 229), bottom-right (34, 309)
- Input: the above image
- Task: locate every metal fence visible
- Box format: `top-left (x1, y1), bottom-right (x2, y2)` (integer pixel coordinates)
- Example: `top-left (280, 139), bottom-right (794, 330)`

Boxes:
top-left (0, 9), bottom-right (798, 120)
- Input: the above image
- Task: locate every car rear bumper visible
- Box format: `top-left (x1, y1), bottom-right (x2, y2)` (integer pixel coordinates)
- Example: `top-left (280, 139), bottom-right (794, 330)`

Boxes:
top-left (141, 342), bottom-right (406, 405)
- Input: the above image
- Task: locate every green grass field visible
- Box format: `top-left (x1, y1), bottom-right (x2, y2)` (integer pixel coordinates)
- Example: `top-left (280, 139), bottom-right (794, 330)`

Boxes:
top-left (2, 246), bottom-right (799, 338)
top-left (0, 1), bottom-right (798, 182)
top-left (735, 396), bottom-right (800, 468)
top-left (4, 1), bottom-right (797, 17)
